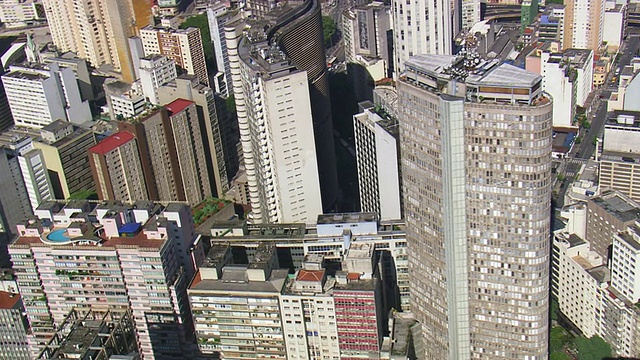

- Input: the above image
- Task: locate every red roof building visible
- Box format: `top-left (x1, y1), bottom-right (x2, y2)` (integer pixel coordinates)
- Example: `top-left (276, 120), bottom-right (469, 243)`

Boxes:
top-left (89, 131), bottom-right (135, 156)
top-left (165, 98), bottom-right (194, 116)
top-left (88, 131), bottom-right (148, 202)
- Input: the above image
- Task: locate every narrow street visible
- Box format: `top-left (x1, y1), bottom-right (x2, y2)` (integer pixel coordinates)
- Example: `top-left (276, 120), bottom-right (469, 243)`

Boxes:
top-left (554, 36), bottom-right (640, 208)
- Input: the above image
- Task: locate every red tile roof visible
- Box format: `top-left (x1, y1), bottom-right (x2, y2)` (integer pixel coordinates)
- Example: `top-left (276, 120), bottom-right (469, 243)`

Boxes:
top-left (165, 98), bottom-right (194, 116)
top-left (89, 131), bottom-right (135, 155)
top-left (0, 291), bottom-right (20, 309)
top-left (297, 269), bottom-right (325, 282)
top-left (346, 273), bottom-right (361, 281)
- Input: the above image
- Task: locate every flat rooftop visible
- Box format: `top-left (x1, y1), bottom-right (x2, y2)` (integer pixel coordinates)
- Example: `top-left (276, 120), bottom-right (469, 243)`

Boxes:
top-left (590, 191), bottom-right (640, 223)
top-left (317, 212), bottom-right (377, 224)
top-left (404, 54), bottom-right (541, 88)
top-left (189, 268), bottom-right (289, 293)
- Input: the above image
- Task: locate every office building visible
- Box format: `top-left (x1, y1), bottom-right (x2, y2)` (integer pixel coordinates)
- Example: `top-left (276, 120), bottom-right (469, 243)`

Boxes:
top-left (41, 53), bottom-right (95, 102)
top-left (0, 0), bottom-right (44, 28)
top-left (36, 309), bottom-right (137, 360)
top-left (538, 5), bottom-right (566, 43)
top-left (538, 49), bottom-right (593, 128)
top-left (189, 244), bottom-right (289, 359)
top-left (89, 131), bottom-right (148, 203)
top-left (41, 0), bottom-right (152, 82)
top-left (0, 145), bottom-right (34, 255)
top-left (0, 135), bottom-right (52, 212)
top-left (33, 120), bottom-right (96, 200)
top-left (541, 53), bottom-right (577, 128)
top-left (343, 1), bottom-right (392, 81)
top-left (392, 0), bottom-right (455, 77)
top-left (9, 201), bottom-right (197, 359)
top-left (562, 49), bottom-right (594, 108)
top-left (586, 191), bottom-right (640, 261)
top-left (0, 291), bottom-right (30, 359)
top-left (158, 75), bottom-right (240, 197)
top-left (116, 102), bottom-right (215, 205)
top-left (2, 63), bottom-right (91, 128)
top-left (353, 101), bottom-right (401, 221)
top-left (603, 4), bottom-right (626, 53)
top-left (564, 0), bottom-right (606, 51)
top-left (230, 34), bottom-right (322, 224)
top-left (138, 55), bottom-right (177, 105)
top-left (398, 52), bottom-right (553, 358)
top-left (599, 113), bottom-right (640, 203)
top-left (140, 26), bottom-right (209, 86)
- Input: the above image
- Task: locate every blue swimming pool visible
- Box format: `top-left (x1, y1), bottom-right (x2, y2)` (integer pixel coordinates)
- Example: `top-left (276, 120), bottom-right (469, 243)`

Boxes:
top-left (47, 229), bottom-right (70, 243)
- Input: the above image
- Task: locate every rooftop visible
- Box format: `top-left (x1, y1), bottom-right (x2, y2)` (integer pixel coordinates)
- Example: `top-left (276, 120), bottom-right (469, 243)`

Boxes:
top-left (404, 53), bottom-right (542, 89)
top-left (88, 131), bottom-right (135, 155)
top-left (317, 212), bottom-right (377, 224)
top-left (618, 228), bottom-right (640, 251)
top-left (0, 291), bottom-right (20, 309)
top-left (563, 48), bottom-right (593, 68)
top-left (41, 119), bottom-right (72, 133)
top-left (2, 68), bottom-right (49, 82)
top-left (165, 98), bottom-right (194, 116)
top-left (590, 190), bottom-right (640, 224)
top-left (189, 268), bottom-right (289, 293)
top-left (297, 269), bottom-right (325, 282)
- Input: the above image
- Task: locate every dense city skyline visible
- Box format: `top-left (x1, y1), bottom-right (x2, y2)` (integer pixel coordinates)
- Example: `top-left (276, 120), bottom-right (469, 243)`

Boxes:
top-left (0, 0), bottom-right (638, 359)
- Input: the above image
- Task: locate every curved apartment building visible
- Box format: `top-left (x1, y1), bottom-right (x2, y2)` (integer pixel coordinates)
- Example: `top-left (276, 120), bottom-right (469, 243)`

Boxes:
top-left (398, 53), bottom-right (553, 359)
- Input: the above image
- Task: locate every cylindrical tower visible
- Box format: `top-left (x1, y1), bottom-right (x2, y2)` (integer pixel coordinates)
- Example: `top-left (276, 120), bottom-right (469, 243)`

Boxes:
top-left (272, 0), bottom-right (339, 211)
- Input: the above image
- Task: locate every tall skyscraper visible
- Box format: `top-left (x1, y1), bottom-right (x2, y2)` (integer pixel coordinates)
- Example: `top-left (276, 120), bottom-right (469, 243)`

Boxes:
top-left (392, 0), bottom-right (457, 77)
top-left (41, 0), bottom-right (152, 82)
top-left (165, 99), bottom-right (213, 205)
top-left (117, 107), bottom-right (184, 202)
top-left (564, 0), bottom-right (606, 51)
top-left (398, 51), bottom-right (553, 359)
top-left (226, 0), bottom-right (337, 218)
top-left (273, 0), bottom-right (338, 211)
top-left (232, 36), bottom-right (322, 224)
top-left (116, 101), bottom-right (214, 205)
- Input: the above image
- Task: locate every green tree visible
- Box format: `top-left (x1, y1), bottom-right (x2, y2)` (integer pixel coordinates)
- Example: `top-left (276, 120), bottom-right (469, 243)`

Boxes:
top-left (550, 326), bottom-right (572, 353)
top-left (550, 298), bottom-right (559, 321)
top-left (322, 16), bottom-right (337, 48)
top-left (180, 14), bottom-right (215, 71)
top-left (575, 336), bottom-right (611, 360)
top-left (550, 352), bottom-right (571, 360)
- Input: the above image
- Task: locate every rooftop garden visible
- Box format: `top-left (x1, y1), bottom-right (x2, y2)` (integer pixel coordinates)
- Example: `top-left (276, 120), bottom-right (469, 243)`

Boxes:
top-left (192, 197), bottom-right (231, 226)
